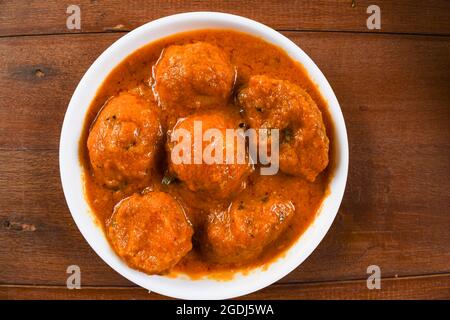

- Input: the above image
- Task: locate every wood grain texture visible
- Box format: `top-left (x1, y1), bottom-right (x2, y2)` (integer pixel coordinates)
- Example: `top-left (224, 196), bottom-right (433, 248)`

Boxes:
top-left (1, 1), bottom-right (450, 299)
top-left (1, 0), bottom-right (450, 37)
top-left (0, 31), bottom-right (449, 294)
top-left (2, 274), bottom-right (449, 300)
top-left (1, 32), bottom-right (450, 150)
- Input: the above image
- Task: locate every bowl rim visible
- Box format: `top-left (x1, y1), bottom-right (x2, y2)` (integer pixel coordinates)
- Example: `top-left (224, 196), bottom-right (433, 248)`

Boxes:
top-left (59, 11), bottom-right (349, 300)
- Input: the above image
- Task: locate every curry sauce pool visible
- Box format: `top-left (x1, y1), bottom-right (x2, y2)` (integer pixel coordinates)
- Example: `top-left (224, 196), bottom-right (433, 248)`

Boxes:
top-left (79, 29), bottom-right (335, 278)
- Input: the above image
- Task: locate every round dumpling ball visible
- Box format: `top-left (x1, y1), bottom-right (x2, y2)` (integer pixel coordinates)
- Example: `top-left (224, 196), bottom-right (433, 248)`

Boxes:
top-left (237, 75), bottom-right (329, 181)
top-left (154, 42), bottom-right (235, 110)
top-left (107, 192), bottom-right (193, 274)
top-left (87, 92), bottom-right (163, 190)
top-left (166, 112), bottom-right (252, 199)
top-left (204, 193), bottom-right (295, 263)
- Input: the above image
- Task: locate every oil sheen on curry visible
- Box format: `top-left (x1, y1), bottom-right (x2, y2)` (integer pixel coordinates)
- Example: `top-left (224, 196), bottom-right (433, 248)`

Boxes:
top-left (80, 30), bottom-right (335, 278)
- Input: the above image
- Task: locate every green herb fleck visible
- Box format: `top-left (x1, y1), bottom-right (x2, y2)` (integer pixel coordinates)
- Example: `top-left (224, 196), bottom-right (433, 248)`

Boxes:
top-left (162, 174), bottom-right (176, 185)
top-left (284, 128), bottom-right (293, 143)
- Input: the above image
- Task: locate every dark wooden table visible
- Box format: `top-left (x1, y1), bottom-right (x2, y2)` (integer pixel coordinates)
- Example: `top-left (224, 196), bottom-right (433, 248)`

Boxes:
top-left (1, 1), bottom-right (449, 300)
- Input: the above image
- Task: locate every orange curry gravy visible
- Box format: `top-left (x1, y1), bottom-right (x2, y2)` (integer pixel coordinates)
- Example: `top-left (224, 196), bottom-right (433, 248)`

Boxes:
top-left (79, 30), bottom-right (335, 279)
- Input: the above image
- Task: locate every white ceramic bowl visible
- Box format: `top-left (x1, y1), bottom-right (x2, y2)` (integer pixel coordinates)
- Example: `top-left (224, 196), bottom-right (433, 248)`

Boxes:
top-left (59, 12), bottom-right (348, 300)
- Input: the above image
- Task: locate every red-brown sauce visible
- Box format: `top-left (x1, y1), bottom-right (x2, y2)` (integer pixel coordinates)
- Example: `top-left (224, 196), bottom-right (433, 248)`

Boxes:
top-left (79, 30), bottom-right (335, 279)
